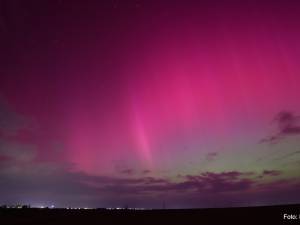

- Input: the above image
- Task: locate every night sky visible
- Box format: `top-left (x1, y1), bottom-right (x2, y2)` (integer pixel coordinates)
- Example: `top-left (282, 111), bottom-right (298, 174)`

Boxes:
top-left (1, 0), bottom-right (300, 208)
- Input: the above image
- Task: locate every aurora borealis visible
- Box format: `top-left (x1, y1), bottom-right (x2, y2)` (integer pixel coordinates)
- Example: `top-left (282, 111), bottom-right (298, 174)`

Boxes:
top-left (0, 0), bottom-right (300, 208)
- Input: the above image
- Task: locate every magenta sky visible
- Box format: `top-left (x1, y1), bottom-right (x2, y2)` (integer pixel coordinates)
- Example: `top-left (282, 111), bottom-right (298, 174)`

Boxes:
top-left (0, 0), bottom-right (300, 208)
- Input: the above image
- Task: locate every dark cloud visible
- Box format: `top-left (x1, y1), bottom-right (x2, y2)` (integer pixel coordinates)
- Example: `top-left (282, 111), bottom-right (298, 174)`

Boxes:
top-left (281, 126), bottom-right (300, 135)
top-left (260, 111), bottom-right (300, 144)
top-left (275, 111), bottom-right (298, 128)
top-left (183, 171), bottom-right (255, 193)
top-left (275, 111), bottom-right (300, 134)
top-left (262, 170), bottom-right (281, 177)
top-left (79, 171), bottom-right (256, 196)
top-left (258, 170), bottom-right (282, 178)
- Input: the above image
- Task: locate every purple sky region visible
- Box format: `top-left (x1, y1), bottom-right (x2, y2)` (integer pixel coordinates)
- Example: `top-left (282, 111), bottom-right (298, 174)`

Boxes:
top-left (0, 0), bottom-right (300, 208)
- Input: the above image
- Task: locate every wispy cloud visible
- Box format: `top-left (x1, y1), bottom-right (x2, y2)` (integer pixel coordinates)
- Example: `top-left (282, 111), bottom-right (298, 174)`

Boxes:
top-left (0, 99), bottom-right (36, 137)
top-left (0, 139), bottom-right (36, 163)
top-left (205, 152), bottom-right (218, 161)
top-left (142, 169), bottom-right (151, 174)
top-left (119, 169), bottom-right (134, 175)
top-left (260, 111), bottom-right (300, 144)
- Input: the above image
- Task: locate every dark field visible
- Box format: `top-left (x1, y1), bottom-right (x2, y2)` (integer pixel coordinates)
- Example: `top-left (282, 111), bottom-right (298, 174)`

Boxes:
top-left (0, 204), bottom-right (299, 225)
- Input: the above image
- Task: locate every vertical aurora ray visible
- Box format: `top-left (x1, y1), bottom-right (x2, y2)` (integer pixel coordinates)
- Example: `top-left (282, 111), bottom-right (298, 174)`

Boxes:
top-left (131, 102), bottom-right (153, 168)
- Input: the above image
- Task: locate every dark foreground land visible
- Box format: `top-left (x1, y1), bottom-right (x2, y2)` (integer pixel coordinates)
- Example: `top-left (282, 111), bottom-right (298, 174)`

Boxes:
top-left (0, 204), bottom-right (299, 225)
